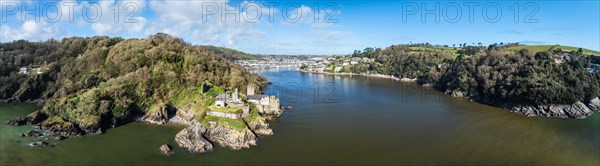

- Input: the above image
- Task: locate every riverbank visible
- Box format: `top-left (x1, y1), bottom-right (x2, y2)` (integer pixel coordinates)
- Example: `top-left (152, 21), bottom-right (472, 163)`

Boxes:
top-left (298, 69), bottom-right (418, 82)
top-left (299, 69), bottom-right (600, 119)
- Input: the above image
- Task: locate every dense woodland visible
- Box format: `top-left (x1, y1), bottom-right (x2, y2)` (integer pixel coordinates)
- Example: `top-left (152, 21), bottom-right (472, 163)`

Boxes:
top-left (0, 33), bottom-right (266, 130)
top-left (349, 44), bottom-right (600, 106)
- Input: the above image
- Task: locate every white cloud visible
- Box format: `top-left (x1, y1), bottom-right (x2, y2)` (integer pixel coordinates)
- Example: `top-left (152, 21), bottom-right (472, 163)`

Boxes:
top-left (1, 21), bottom-right (57, 42)
top-left (146, 0), bottom-right (266, 47)
top-left (89, 0), bottom-right (148, 36)
top-left (282, 5), bottom-right (340, 28)
top-left (0, 0), bottom-right (350, 54)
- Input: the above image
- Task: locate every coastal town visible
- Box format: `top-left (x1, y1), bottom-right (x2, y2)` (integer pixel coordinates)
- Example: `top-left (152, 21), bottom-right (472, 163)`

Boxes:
top-left (234, 47), bottom-right (599, 75)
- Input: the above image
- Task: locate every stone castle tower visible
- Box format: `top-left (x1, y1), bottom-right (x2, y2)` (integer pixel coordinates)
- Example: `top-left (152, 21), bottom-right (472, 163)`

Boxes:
top-left (247, 84), bottom-right (256, 96)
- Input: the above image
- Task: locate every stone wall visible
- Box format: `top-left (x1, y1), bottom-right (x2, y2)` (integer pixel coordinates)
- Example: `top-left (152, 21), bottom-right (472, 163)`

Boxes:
top-left (206, 111), bottom-right (242, 119)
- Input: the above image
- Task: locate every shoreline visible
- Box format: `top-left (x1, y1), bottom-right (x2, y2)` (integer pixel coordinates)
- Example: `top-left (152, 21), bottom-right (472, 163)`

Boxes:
top-left (298, 69), bottom-right (600, 119)
top-left (298, 69), bottom-right (418, 82)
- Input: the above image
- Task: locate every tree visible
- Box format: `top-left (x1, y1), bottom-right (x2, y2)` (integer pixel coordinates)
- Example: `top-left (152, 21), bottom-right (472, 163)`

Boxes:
top-left (577, 48), bottom-right (584, 55)
top-left (519, 48), bottom-right (530, 56)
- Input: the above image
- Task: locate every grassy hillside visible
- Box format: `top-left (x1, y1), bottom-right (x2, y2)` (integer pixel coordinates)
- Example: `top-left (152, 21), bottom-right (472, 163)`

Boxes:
top-left (504, 45), bottom-right (600, 55)
top-left (0, 33), bottom-right (268, 134)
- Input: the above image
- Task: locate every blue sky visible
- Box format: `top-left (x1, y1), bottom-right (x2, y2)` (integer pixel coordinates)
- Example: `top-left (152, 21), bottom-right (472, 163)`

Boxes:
top-left (1, 0), bottom-right (599, 55)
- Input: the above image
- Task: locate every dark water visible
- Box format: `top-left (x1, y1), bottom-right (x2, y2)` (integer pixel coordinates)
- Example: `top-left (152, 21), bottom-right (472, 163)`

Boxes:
top-left (1, 69), bottom-right (599, 166)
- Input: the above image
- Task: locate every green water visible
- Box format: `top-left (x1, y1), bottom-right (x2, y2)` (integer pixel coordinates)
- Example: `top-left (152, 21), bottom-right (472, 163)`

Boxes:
top-left (1, 70), bottom-right (599, 166)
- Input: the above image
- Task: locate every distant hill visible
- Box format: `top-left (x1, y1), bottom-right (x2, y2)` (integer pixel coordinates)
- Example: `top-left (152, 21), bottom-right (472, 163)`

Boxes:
top-left (503, 45), bottom-right (600, 55)
top-left (201, 46), bottom-right (261, 60)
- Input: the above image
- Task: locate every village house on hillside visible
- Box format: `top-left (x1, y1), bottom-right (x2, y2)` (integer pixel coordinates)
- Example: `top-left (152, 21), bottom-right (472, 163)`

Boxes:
top-left (554, 53), bottom-right (572, 64)
top-left (18, 66), bottom-right (48, 75)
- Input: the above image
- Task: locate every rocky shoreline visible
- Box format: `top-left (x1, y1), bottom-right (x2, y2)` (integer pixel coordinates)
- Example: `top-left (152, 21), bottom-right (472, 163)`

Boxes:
top-left (501, 98), bottom-right (600, 119)
top-left (300, 69), bottom-right (600, 119)
top-left (7, 101), bottom-right (284, 154)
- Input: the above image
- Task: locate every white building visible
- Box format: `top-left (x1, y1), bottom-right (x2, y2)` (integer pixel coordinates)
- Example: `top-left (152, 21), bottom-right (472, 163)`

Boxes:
top-left (334, 67), bottom-right (342, 72)
top-left (19, 67), bottom-right (28, 74)
top-left (215, 100), bottom-right (226, 107)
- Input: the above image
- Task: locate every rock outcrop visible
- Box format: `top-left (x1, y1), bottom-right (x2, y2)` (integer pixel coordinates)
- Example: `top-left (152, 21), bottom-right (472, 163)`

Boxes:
top-left (159, 144), bottom-right (174, 156)
top-left (8, 118), bottom-right (28, 126)
top-left (586, 97), bottom-right (600, 111)
top-left (7, 111), bottom-right (47, 126)
top-left (244, 117), bottom-right (273, 136)
top-left (20, 130), bottom-right (44, 137)
top-left (446, 90), bottom-right (468, 98)
top-left (175, 125), bottom-right (213, 154)
top-left (28, 141), bottom-right (49, 147)
top-left (169, 108), bottom-right (197, 126)
top-left (504, 102), bottom-right (594, 119)
top-left (39, 117), bottom-right (82, 136)
top-left (141, 104), bottom-right (175, 125)
top-left (203, 125), bottom-right (257, 150)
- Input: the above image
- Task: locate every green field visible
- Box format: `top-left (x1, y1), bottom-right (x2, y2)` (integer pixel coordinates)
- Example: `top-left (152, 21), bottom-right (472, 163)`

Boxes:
top-left (503, 45), bottom-right (600, 55)
top-left (208, 105), bottom-right (243, 114)
top-left (202, 115), bottom-right (247, 130)
top-left (409, 46), bottom-right (459, 54)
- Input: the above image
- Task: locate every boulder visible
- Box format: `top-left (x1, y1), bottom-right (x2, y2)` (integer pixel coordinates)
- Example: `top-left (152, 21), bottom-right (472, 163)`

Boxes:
top-left (28, 141), bottom-right (49, 147)
top-left (175, 126), bottom-right (213, 154)
top-left (26, 111), bottom-right (48, 124)
top-left (7, 117), bottom-right (28, 126)
top-left (55, 135), bottom-right (66, 141)
top-left (159, 144), bottom-right (174, 156)
top-left (23, 130), bottom-right (44, 137)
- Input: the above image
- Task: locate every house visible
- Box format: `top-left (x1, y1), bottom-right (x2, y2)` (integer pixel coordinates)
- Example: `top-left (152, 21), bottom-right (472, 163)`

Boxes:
top-left (19, 67), bottom-right (28, 74)
top-left (350, 61), bottom-right (358, 65)
top-left (247, 84), bottom-right (256, 96)
top-left (309, 57), bottom-right (323, 61)
top-left (216, 93), bottom-right (229, 101)
top-left (554, 53), bottom-right (571, 64)
top-left (334, 67), bottom-right (342, 72)
top-left (248, 94), bottom-right (280, 114)
top-left (215, 100), bottom-right (226, 107)
top-left (211, 89), bottom-right (250, 119)
top-left (248, 94), bottom-right (266, 104)
top-left (587, 66), bottom-right (598, 74)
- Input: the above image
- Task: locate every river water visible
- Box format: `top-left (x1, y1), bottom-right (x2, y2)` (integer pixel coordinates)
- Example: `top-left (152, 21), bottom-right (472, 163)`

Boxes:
top-left (1, 69), bottom-right (599, 166)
